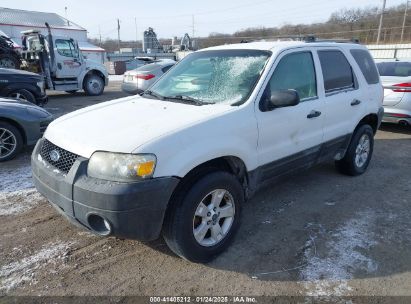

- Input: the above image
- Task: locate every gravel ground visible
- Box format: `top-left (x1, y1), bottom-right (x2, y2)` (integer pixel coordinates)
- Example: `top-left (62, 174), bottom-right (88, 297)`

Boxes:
top-left (0, 81), bottom-right (410, 299)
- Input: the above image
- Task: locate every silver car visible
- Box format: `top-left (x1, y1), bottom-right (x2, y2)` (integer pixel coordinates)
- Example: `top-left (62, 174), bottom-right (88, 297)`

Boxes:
top-left (121, 60), bottom-right (175, 95)
top-left (377, 60), bottom-right (411, 126)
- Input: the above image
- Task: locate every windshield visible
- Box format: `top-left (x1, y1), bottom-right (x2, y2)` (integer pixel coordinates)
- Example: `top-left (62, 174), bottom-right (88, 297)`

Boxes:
top-left (377, 62), bottom-right (411, 77)
top-left (148, 49), bottom-right (271, 105)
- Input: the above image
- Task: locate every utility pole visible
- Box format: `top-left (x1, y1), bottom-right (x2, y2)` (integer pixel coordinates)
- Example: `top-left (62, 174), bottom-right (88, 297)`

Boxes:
top-left (401, 1), bottom-right (410, 43)
top-left (117, 19), bottom-right (121, 52)
top-left (135, 17), bottom-right (138, 50)
top-left (98, 26), bottom-right (102, 46)
top-left (192, 15), bottom-right (195, 38)
top-left (377, 0), bottom-right (387, 44)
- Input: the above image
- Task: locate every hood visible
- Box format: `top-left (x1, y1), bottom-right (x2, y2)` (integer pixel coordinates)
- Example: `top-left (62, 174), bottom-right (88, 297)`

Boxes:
top-left (0, 68), bottom-right (42, 81)
top-left (45, 96), bottom-right (234, 158)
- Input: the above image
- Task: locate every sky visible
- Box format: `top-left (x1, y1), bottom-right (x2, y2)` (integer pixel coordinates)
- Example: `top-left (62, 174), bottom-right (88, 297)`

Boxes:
top-left (0, 0), bottom-right (407, 40)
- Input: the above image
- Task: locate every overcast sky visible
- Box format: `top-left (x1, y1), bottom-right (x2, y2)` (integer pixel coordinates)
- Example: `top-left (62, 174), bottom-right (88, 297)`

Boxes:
top-left (1, 0), bottom-right (407, 40)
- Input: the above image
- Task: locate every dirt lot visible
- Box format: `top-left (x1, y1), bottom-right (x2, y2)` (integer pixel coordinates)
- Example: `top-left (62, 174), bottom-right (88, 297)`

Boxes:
top-left (1, 80), bottom-right (411, 299)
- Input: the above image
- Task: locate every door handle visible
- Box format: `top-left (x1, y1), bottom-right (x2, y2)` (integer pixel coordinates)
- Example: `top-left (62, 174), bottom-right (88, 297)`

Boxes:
top-left (307, 110), bottom-right (321, 119)
top-left (351, 99), bottom-right (361, 106)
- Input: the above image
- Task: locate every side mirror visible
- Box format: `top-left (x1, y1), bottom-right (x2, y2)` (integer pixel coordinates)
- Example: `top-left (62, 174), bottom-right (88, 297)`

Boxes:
top-left (262, 89), bottom-right (300, 111)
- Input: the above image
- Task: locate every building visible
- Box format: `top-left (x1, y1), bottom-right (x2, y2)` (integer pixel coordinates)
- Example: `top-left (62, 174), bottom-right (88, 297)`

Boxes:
top-left (0, 7), bottom-right (105, 63)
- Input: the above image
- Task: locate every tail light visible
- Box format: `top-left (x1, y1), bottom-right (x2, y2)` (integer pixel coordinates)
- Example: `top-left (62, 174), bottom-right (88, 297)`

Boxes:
top-left (392, 83), bottom-right (411, 92)
top-left (136, 74), bottom-right (155, 80)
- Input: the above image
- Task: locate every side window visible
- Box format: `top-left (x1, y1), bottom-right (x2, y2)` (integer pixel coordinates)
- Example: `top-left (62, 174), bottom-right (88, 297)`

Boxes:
top-left (55, 39), bottom-right (77, 58)
top-left (350, 49), bottom-right (379, 84)
top-left (318, 50), bottom-right (354, 93)
top-left (266, 51), bottom-right (317, 100)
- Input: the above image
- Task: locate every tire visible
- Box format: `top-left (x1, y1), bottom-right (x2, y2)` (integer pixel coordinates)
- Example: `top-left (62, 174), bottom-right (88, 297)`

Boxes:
top-left (0, 122), bottom-right (23, 162)
top-left (163, 171), bottom-right (244, 263)
top-left (335, 124), bottom-right (374, 176)
top-left (65, 90), bottom-right (78, 94)
top-left (83, 74), bottom-right (104, 96)
top-left (7, 89), bottom-right (36, 104)
top-left (0, 54), bottom-right (20, 69)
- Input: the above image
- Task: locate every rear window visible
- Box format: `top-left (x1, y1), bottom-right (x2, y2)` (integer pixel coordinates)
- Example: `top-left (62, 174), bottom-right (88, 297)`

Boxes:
top-left (318, 50), bottom-right (355, 93)
top-left (136, 64), bottom-right (162, 72)
top-left (377, 62), bottom-right (411, 77)
top-left (350, 49), bottom-right (380, 84)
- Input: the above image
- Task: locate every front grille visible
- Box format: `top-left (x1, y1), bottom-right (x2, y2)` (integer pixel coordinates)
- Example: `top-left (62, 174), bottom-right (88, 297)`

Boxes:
top-left (40, 139), bottom-right (79, 174)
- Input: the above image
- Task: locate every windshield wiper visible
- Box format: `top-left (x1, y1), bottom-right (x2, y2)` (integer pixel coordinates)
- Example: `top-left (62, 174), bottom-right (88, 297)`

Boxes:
top-left (165, 95), bottom-right (215, 106)
top-left (142, 90), bottom-right (164, 100)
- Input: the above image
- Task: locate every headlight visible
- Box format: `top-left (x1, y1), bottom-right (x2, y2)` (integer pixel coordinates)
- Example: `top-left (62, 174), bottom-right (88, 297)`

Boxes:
top-left (88, 152), bottom-right (156, 182)
top-left (36, 81), bottom-right (45, 93)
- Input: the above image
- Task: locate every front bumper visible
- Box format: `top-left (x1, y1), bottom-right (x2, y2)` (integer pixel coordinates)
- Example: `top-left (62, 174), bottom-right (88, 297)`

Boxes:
top-left (31, 139), bottom-right (179, 240)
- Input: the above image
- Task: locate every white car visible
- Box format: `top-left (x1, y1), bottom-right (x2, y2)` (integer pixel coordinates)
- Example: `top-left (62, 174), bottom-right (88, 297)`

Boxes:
top-left (376, 60), bottom-right (411, 126)
top-left (121, 60), bottom-right (175, 95)
top-left (32, 40), bottom-right (383, 262)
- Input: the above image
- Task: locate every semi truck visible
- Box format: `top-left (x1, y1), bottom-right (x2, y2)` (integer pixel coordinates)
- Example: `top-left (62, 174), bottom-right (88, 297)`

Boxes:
top-left (0, 23), bottom-right (108, 96)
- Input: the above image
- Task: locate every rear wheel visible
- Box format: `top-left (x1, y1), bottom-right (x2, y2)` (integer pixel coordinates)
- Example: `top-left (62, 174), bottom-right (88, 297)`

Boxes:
top-left (0, 122), bottom-right (23, 162)
top-left (7, 89), bottom-right (36, 104)
top-left (335, 124), bottom-right (374, 176)
top-left (83, 74), bottom-right (104, 96)
top-left (163, 171), bottom-right (243, 263)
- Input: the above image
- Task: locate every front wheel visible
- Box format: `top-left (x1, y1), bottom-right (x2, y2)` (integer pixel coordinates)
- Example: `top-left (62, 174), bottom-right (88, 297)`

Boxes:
top-left (162, 171), bottom-right (244, 263)
top-left (83, 74), bottom-right (104, 96)
top-left (335, 124), bottom-right (374, 176)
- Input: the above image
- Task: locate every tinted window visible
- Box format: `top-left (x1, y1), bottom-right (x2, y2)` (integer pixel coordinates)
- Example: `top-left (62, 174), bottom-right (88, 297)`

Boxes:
top-left (350, 49), bottom-right (379, 84)
top-left (266, 51), bottom-right (317, 100)
top-left (161, 65), bottom-right (173, 73)
top-left (377, 62), bottom-right (411, 77)
top-left (318, 50), bottom-right (354, 93)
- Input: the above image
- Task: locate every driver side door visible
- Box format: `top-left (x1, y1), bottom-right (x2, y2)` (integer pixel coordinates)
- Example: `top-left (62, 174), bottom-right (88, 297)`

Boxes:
top-left (255, 48), bottom-right (325, 181)
top-left (54, 39), bottom-right (82, 79)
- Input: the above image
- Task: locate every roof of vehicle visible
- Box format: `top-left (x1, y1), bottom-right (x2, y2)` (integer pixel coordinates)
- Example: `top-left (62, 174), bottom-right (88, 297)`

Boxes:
top-left (0, 7), bottom-right (85, 31)
top-left (201, 40), bottom-right (365, 52)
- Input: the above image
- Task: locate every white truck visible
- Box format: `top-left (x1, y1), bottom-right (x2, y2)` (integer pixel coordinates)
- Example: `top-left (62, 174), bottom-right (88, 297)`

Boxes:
top-left (32, 38), bottom-right (384, 263)
top-left (19, 23), bottom-right (108, 96)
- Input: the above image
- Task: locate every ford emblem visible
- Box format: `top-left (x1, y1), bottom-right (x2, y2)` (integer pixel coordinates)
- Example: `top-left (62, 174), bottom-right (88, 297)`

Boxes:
top-left (49, 150), bottom-right (60, 162)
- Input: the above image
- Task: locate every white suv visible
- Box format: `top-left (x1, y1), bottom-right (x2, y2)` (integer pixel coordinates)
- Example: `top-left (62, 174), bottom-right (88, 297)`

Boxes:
top-left (32, 40), bottom-right (383, 262)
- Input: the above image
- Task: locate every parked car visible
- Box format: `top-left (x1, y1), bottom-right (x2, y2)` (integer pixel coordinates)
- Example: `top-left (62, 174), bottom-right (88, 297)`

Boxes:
top-left (0, 97), bottom-right (52, 161)
top-left (32, 40), bottom-right (383, 263)
top-left (376, 60), bottom-right (411, 126)
top-left (0, 68), bottom-right (47, 106)
top-left (121, 60), bottom-right (175, 94)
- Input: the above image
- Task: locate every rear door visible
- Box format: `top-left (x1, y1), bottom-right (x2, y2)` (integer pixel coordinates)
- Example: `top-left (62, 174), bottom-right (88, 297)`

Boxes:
top-left (314, 48), bottom-right (366, 143)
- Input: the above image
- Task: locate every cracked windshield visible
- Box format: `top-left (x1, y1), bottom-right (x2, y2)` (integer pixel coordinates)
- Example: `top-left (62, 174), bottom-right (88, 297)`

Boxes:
top-left (150, 50), bottom-right (271, 105)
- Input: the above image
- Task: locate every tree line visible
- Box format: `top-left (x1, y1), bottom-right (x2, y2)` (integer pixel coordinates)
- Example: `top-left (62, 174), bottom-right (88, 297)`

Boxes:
top-left (90, 3), bottom-right (411, 52)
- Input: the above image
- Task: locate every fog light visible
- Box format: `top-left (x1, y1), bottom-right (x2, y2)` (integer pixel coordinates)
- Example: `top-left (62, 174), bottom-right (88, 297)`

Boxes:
top-left (87, 214), bottom-right (112, 236)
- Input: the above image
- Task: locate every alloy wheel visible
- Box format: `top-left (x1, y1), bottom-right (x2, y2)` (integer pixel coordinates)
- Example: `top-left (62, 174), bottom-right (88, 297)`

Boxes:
top-left (355, 134), bottom-right (370, 168)
top-left (0, 128), bottom-right (17, 159)
top-left (192, 189), bottom-right (235, 247)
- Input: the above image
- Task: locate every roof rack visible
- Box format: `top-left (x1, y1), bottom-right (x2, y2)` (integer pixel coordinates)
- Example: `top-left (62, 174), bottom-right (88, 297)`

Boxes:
top-left (272, 35), bottom-right (360, 44)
